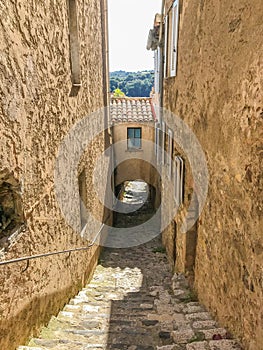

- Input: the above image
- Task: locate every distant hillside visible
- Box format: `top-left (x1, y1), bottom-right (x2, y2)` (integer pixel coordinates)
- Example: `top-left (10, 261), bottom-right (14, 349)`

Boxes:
top-left (110, 70), bottom-right (154, 97)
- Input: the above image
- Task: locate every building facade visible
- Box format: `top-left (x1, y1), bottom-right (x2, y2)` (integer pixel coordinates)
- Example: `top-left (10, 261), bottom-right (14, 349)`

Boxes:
top-left (111, 98), bottom-right (159, 206)
top-left (150, 0), bottom-right (263, 349)
top-left (0, 1), bottom-right (111, 349)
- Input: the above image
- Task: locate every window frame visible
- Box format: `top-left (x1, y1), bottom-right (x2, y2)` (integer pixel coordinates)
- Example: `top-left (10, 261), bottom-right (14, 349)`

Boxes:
top-left (164, 0), bottom-right (180, 78)
top-left (68, 0), bottom-right (82, 96)
top-left (155, 122), bottom-right (160, 155)
top-left (174, 156), bottom-right (184, 206)
top-left (161, 121), bottom-right (166, 165)
top-left (127, 127), bottom-right (142, 150)
top-left (78, 170), bottom-right (87, 230)
top-left (167, 128), bottom-right (173, 179)
top-left (154, 48), bottom-right (161, 94)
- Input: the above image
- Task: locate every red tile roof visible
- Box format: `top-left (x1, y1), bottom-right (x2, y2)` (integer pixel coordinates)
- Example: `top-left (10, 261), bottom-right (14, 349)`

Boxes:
top-left (110, 98), bottom-right (155, 123)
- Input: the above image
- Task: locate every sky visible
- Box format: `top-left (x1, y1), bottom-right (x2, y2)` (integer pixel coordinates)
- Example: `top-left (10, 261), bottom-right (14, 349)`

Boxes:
top-left (108, 0), bottom-right (162, 72)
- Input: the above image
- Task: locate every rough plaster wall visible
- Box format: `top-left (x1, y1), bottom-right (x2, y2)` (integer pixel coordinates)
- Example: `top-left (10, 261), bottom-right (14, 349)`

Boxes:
top-left (113, 123), bottom-right (160, 190)
top-left (0, 1), bottom-right (110, 349)
top-left (163, 0), bottom-right (263, 349)
top-left (161, 158), bottom-right (193, 273)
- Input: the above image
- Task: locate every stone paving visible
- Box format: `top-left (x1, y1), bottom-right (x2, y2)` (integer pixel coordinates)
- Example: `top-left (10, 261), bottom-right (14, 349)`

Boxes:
top-left (17, 182), bottom-right (243, 350)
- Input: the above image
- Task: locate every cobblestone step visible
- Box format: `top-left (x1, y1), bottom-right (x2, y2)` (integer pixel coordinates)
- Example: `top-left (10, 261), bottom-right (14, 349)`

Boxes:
top-left (17, 239), bottom-right (243, 350)
top-left (17, 182), bottom-right (243, 350)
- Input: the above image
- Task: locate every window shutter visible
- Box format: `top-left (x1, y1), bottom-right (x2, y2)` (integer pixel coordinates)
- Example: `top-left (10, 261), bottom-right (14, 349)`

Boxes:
top-left (155, 122), bottom-right (160, 156)
top-left (167, 129), bottom-right (173, 179)
top-left (174, 156), bottom-right (184, 206)
top-left (178, 156), bottom-right (184, 204)
top-left (157, 47), bottom-right (161, 90)
top-left (154, 50), bottom-right (160, 93)
top-left (162, 121), bottom-right (166, 165)
top-left (170, 0), bottom-right (179, 77)
top-left (164, 15), bottom-right (169, 78)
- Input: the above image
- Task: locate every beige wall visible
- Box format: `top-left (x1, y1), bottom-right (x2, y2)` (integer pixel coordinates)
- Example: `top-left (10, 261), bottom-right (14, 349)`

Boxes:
top-left (112, 122), bottom-right (161, 208)
top-left (0, 1), bottom-right (111, 349)
top-left (161, 0), bottom-right (263, 349)
top-left (161, 157), bottom-right (195, 276)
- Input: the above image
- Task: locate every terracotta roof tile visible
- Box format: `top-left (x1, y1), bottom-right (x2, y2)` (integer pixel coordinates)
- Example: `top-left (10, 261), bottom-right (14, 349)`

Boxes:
top-left (110, 98), bottom-right (155, 124)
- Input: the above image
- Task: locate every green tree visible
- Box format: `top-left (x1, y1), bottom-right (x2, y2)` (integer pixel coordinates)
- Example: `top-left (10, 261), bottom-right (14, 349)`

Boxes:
top-left (110, 78), bottom-right (119, 91)
top-left (110, 70), bottom-right (154, 97)
top-left (113, 88), bottom-right (126, 97)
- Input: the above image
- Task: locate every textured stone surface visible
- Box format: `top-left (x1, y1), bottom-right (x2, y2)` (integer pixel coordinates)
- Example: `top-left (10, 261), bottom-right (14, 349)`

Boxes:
top-left (186, 342), bottom-right (209, 350)
top-left (0, 1), bottom-right (111, 349)
top-left (160, 0), bottom-right (263, 349)
top-left (172, 329), bottom-right (195, 343)
top-left (17, 230), bottom-right (241, 349)
top-left (112, 122), bottom-right (160, 213)
top-left (209, 340), bottom-right (243, 350)
top-left (192, 320), bottom-right (217, 330)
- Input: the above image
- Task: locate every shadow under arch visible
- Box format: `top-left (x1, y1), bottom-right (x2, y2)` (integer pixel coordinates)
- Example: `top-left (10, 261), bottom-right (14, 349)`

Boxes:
top-left (114, 158), bottom-right (161, 211)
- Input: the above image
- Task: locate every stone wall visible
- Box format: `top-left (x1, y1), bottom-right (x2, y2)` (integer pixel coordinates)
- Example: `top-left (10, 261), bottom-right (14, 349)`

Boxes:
top-left (161, 0), bottom-right (263, 349)
top-left (0, 1), bottom-right (111, 349)
top-left (112, 122), bottom-right (161, 209)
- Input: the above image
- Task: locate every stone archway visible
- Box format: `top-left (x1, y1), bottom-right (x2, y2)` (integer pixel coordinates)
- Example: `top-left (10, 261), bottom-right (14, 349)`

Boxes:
top-left (114, 158), bottom-right (161, 211)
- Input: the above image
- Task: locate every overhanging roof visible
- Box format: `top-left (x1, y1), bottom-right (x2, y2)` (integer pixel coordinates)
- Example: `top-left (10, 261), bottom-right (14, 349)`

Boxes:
top-left (110, 98), bottom-right (155, 124)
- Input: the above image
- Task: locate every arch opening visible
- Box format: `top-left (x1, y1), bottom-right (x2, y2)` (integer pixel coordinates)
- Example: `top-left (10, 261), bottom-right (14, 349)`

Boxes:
top-left (114, 180), bottom-right (158, 229)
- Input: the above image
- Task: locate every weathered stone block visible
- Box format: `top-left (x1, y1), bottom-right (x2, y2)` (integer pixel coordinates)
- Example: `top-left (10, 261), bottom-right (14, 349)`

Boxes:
top-left (192, 320), bottom-right (217, 329)
top-left (185, 312), bottom-right (212, 322)
top-left (201, 328), bottom-right (227, 340)
top-left (209, 339), bottom-right (243, 349)
top-left (186, 341), bottom-right (209, 350)
top-left (172, 329), bottom-right (195, 343)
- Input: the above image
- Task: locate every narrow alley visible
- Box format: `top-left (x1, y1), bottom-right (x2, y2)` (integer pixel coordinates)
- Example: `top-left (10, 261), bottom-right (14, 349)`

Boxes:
top-left (114, 181), bottom-right (155, 227)
top-left (0, 0), bottom-right (262, 349)
top-left (18, 184), bottom-right (243, 350)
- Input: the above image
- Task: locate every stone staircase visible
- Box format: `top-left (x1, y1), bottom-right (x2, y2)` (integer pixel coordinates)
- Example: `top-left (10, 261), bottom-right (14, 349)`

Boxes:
top-left (17, 182), bottom-right (243, 350)
top-left (17, 238), bottom-right (243, 350)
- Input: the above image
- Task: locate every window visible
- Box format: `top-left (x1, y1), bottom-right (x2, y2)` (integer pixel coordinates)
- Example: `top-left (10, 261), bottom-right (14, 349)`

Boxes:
top-left (164, 0), bottom-right (180, 78)
top-left (161, 121), bottom-right (166, 164)
top-left (155, 122), bottom-right (160, 155)
top-left (78, 170), bottom-right (87, 230)
top-left (154, 48), bottom-right (161, 93)
top-left (127, 128), bottom-right (142, 150)
top-left (68, 0), bottom-right (81, 96)
top-left (167, 128), bottom-right (173, 179)
top-left (174, 156), bottom-right (184, 206)
top-left (155, 123), bottom-right (162, 165)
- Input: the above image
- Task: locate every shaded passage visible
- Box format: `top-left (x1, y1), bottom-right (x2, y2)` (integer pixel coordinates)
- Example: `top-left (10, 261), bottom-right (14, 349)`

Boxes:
top-left (18, 185), bottom-right (243, 350)
top-left (105, 180), bottom-right (160, 248)
top-left (114, 180), bottom-right (155, 227)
